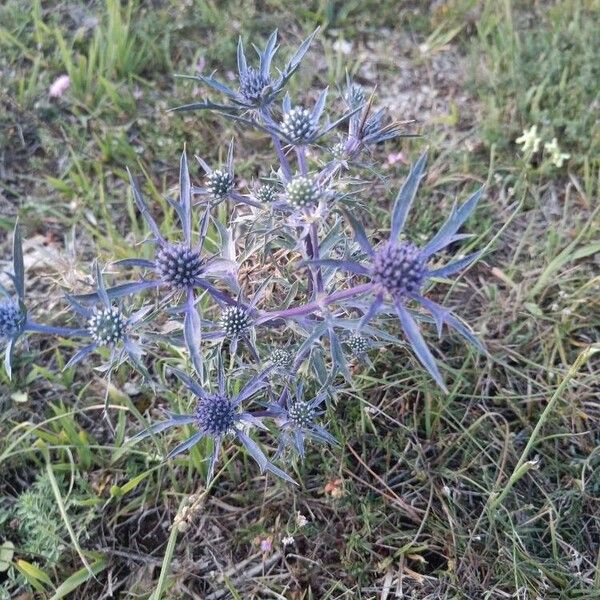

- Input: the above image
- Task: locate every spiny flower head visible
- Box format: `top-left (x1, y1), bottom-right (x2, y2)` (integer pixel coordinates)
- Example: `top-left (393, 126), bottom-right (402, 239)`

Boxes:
top-left (286, 176), bottom-right (319, 208)
top-left (195, 393), bottom-right (237, 435)
top-left (155, 244), bottom-right (203, 289)
top-left (220, 305), bottom-right (252, 337)
top-left (256, 185), bottom-right (278, 203)
top-left (270, 348), bottom-right (293, 369)
top-left (372, 241), bottom-right (427, 299)
top-left (87, 306), bottom-right (127, 345)
top-left (207, 169), bottom-right (234, 200)
top-left (0, 300), bottom-right (24, 339)
top-left (346, 334), bottom-right (368, 355)
top-left (287, 398), bottom-right (316, 428)
top-left (239, 67), bottom-right (271, 102)
top-left (280, 106), bottom-right (316, 143)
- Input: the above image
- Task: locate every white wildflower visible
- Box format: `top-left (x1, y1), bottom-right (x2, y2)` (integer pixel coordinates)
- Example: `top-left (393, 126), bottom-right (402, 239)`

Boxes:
top-left (296, 512), bottom-right (308, 528)
top-left (544, 138), bottom-right (570, 167)
top-left (515, 125), bottom-right (541, 154)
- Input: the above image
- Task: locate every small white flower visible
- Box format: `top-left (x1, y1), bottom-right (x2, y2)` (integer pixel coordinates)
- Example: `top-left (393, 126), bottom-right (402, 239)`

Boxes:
top-left (515, 125), bottom-right (541, 154)
top-left (49, 74), bottom-right (70, 98)
top-left (296, 512), bottom-right (308, 528)
top-left (544, 138), bottom-right (570, 168)
top-left (282, 535), bottom-right (295, 546)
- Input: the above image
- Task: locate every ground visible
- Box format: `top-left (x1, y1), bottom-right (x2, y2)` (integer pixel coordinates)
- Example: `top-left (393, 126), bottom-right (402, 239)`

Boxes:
top-left (1, 1), bottom-right (599, 599)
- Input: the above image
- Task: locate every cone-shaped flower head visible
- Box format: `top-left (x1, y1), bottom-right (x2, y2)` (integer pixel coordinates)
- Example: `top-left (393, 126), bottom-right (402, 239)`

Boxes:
top-left (87, 306), bottom-right (127, 346)
top-left (0, 300), bottom-right (25, 339)
top-left (286, 176), bottom-right (319, 208)
top-left (372, 241), bottom-right (427, 299)
top-left (256, 185), bottom-right (278, 203)
top-left (154, 244), bottom-right (204, 290)
top-left (195, 393), bottom-right (237, 436)
top-left (270, 348), bottom-right (293, 369)
top-left (219, 305), bottom-right (252, 337)
top-left (239, 67), bottom-right (272, 103)
top-left (280, 106), bottom-right (317, 144)
top-left (346, 334), bottom-right (368, 355)
top-left (207, 169), bottom-right (234, 200)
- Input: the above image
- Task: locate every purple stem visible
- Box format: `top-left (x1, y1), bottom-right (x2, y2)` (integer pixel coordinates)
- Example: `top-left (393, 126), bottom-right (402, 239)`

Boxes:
top-left (255, 283), bottom-right (373, 325)
top-left (260, 108), bottom-right (292, 181)
top-left (309, 223), bottom-right (323, 293)
top-left (296, 146), bottom-right (308, 175)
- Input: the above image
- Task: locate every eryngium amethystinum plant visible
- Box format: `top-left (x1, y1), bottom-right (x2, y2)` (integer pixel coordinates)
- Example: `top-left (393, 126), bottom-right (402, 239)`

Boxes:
top-left (5, 30), bottom-right (488, 487)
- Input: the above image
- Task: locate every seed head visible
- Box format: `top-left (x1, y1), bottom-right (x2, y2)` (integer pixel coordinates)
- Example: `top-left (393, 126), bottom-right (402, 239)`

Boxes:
top-left (239, 67), bottom-right (271, 102)
top-left (287, 399), bottom-right (316, 429)
top-left (207, 169), bottom-right (234, 200)
top-left (155, 244), bottom-right (203, 289)
top-left (0, 300), bottom-right (24, 339)
top-left (372, 241), bottom-right (426, 298)
top-left (270, 348), bottom-right (293, 369)
top-left (285, 176), bottom-right (319, 208)
top-left (87, 307), bottom-right (127, 345)
top-left (195, 393), bottom-right (236, 435)
top-left (256, 185), bottom-right (278, 203)
top-left (280, 107), bottom-right (316, 143)
top-left (220, 306), bottom-right (251, 337)
top-left (347, 334), bottom-right (368, 355)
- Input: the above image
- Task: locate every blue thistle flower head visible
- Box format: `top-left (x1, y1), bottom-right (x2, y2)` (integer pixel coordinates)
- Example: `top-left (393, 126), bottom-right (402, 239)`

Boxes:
top-left (155, 243), bottom-right (204, 290)
top-left (371, 241), bottom-right (427, 299)
top-left (206, 169), bottom-right (234, 200)
top-left (238, 66), bottom-right (271, 103)
top-left (219, 305), bottom-right (252, 337)
top-left (346, 333), bottom-right (369, 356)
top-left (285, 175), bottom-right (320, 208)
top-left (87, 306), bottom-right (128, 346)
top-left (267, 385), bottom-right (339, 461)
top-left (0, 300), bottom-right (25, 339)
top-left (270, 347), bottom-right (294, 370)
top-left (172, 29), bottom-right (319, 114)
top-left (280, 106), bottom-right (317, 144)
top-left (287, 397), bottom-right (317, 428)
top-left (195, 392), bottom-right (237, 436)
top-left (255, 184), bottom-right (278, 204)
top-left (131, 363), bottom-right (296, 484)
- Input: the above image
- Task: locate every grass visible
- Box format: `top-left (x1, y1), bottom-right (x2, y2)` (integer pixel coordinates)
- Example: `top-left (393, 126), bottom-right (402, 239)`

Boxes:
top-left (1, 0), bottom-right (599, 598)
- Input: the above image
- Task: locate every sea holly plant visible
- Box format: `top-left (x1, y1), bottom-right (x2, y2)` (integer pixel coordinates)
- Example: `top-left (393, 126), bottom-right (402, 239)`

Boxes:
top-left (5, 30), bottom-right (489, 489)
top-left (1, 224), bottom-right (79, 379)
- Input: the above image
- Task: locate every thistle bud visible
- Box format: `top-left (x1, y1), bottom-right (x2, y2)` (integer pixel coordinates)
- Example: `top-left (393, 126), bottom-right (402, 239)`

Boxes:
top-left (347, 334), bottom-right (368, 355)
top-left (287, 399), bottom-right (316, 428)
top-left (207, 169), bottom-right (234, 200)
top-left (270, 348), bottom-right (293, 369)
top-left (285, 176), bottom-right (319, 208)
top-left (219, 306), bottom-right (251, 337)
top-left (239, 67), bottom-right (271, 102)
top-left (256, 185), bottom-right (278, 203)
top-left (280, 107), bottom-right (316, 143)
top-left (87, 307), bottom-right (127, 345)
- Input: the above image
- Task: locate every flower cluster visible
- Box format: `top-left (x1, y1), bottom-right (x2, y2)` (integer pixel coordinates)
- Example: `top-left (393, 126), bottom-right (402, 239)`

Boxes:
top-left (4, 30), bottom-right (488, 486)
